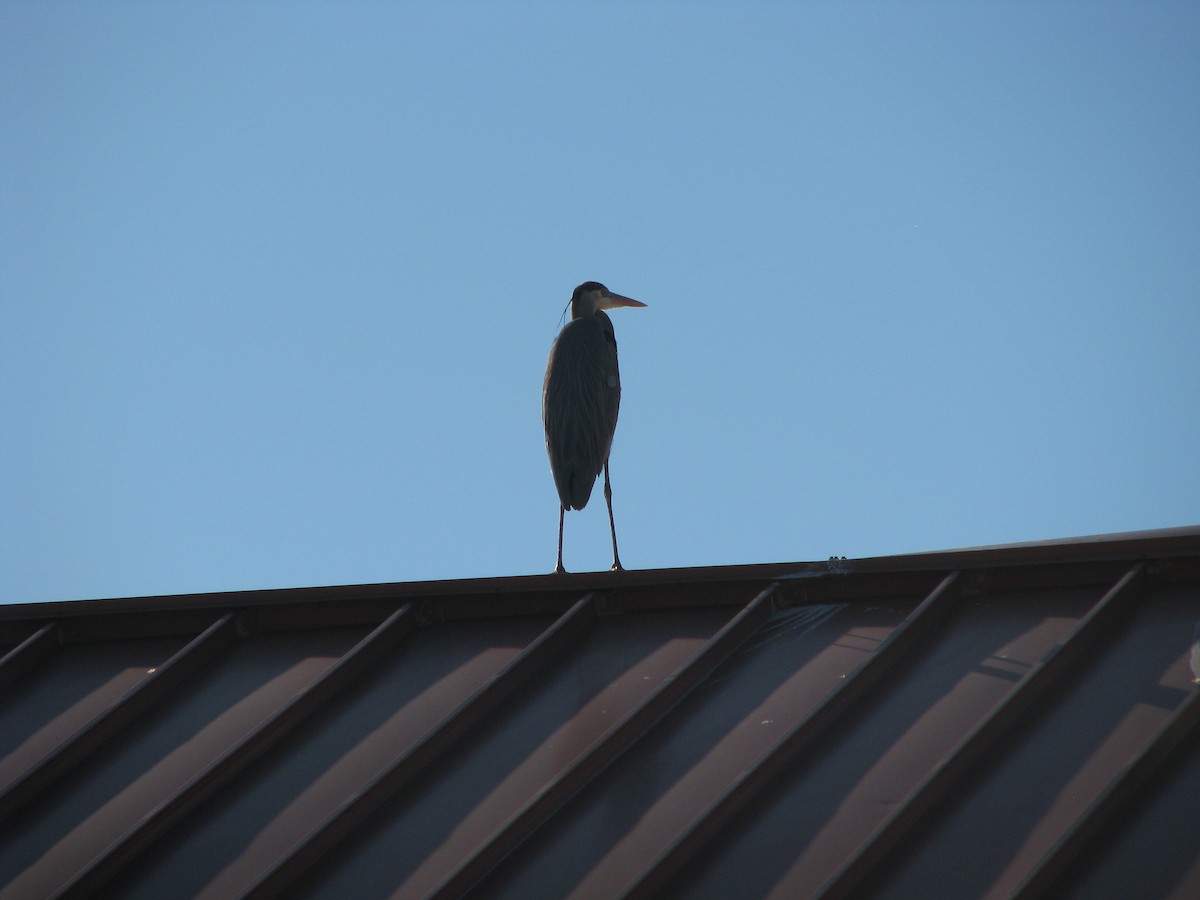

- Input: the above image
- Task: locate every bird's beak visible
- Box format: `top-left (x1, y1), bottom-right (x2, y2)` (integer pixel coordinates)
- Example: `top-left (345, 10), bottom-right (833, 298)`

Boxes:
top-left (600, 291), bottom-right (647, 310)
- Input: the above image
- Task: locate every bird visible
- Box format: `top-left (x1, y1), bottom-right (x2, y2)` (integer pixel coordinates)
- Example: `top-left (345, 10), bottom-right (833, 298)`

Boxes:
top-left (543, 281), bottom-right (647, 573)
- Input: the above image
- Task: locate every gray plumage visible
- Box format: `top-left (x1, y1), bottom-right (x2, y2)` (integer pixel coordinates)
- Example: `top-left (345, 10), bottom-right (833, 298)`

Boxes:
top-left (542, 281), bottom-right (646, 573)
top-left (543, 309), bottom-right (621, 510)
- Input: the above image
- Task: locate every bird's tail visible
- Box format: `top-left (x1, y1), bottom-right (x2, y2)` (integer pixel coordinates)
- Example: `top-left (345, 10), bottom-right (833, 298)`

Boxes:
top-left (557, 465), bottom-right (598, 511)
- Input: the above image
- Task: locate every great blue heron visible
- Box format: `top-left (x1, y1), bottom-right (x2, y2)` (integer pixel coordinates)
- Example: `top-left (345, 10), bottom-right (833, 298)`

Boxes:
top-left (543, 281), bottom-right (646, 573)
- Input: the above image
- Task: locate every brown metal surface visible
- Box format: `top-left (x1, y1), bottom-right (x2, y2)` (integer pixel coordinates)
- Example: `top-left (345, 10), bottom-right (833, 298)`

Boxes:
top-left (856, 571), bottom-right (1196, 899)
top-left (293, 604), bottom-right (739, 899)
top-left (1013, 676), bottom-right (1200, 898)
top-left (0, 529), bottom-right (1197, 900)
top-left (477, 598), bottom-right (915, 899)
top-left (54, 606), bottom-right (418, 899)
top-left (240, 595), bottom-right (597, 900)
top-left (1054, 685), bottom-right (1200, 900)
top-left (0, 630), bottom-right (187, 805)
top-left (659, 582), bottom-right (1102, 899)
top-left (818, 565), bottom-right (1146, 899)
top-left (0, 613), bottom-right (238, 826)
top-left (0, 623), bottom-right (60, 690)
top-left (107, 612), bottom-right (561, 900)
top-left (1, 626), bottom-right (372, 900)
top-left (621, 572), bottom-right (962, 899)
top-left (430, 584), bottom-right (779, 899)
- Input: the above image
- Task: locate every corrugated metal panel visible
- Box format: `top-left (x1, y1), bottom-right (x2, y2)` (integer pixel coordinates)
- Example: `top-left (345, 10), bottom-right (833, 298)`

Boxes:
top-left (0, 528), bottom-right (1197, 899)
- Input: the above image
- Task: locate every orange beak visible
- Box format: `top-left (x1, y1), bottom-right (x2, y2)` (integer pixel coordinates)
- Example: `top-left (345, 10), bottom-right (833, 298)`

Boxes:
top-left (599, 291), bottom-right (647, 310)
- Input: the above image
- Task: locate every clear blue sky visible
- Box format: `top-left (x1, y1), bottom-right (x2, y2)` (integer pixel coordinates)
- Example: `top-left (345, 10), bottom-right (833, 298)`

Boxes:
top-left (2, 2), bottom-right (1197, 605)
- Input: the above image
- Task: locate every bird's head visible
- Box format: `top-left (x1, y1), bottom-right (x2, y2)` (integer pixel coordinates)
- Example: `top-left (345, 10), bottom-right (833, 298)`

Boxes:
top-left (570, 281), bottom-right (647, 319)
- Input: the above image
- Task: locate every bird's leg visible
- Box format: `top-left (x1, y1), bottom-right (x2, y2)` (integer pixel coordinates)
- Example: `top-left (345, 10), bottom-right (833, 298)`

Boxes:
top-left (604, 462), bottom-right (623, 571)
top-left (554, 506), bottom-right (567, 574)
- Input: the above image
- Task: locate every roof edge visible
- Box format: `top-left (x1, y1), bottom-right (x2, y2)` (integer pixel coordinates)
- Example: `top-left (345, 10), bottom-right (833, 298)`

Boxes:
top-left (1, 526), bottom-right (1197, 623)
top-left (906, 525), bottom-right (1200, 556)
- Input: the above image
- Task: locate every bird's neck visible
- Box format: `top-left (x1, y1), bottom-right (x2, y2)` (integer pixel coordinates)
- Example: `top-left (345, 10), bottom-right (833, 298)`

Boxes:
top-left (570, 300), bottom-right (596, 319)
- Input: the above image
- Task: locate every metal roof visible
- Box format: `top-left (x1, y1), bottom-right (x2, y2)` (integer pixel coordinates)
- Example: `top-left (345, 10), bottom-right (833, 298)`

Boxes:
top-left (2, 527), bottom-right (1198, 899)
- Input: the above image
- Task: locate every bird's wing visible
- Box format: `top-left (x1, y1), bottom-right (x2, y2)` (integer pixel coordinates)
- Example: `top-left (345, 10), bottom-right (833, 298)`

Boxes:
top-left (543, 313), bottom-right (622, 510)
